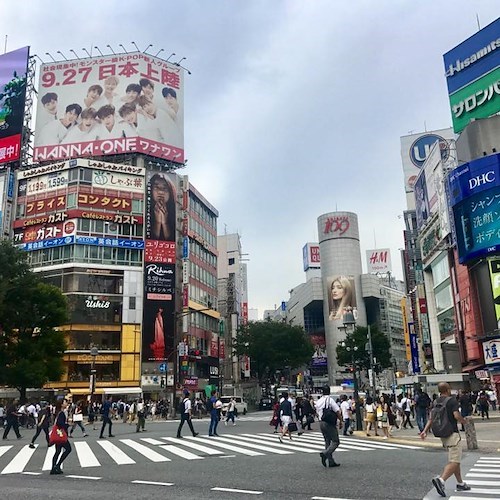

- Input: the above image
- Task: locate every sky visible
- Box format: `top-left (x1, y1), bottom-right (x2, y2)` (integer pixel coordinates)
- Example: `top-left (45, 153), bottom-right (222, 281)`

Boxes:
top-left (3, 0), bottom-right (499, 316)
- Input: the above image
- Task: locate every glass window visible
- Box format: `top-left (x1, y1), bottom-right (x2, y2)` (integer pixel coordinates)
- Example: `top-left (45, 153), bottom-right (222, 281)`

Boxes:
top-left (432, 255), bottom-right (449, 287)
top-left (79, 219), bottom-right (91, 232)
top-left (435, 284), bottom-right (453, 314)
top-left (132, 199), bottom-right (143, 214)
top-left (67, 192), bottom-right (77, 208)
top-left (129, 296), bottom-right (136, 310)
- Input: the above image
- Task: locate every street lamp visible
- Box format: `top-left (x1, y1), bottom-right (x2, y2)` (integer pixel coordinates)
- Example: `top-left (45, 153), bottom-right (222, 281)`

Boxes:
top-left (339, 310), bottom-right (363, 431)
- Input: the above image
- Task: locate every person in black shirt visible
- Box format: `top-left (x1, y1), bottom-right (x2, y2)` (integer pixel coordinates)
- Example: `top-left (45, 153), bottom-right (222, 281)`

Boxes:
top-left (29, 402), bottom-right (51, 448)
top-left (420, 382), bottom-right (470, 497)
top-left (2, 399), bottom-right (22, 440)
top-left (51, 400), bottom-right (72, 475)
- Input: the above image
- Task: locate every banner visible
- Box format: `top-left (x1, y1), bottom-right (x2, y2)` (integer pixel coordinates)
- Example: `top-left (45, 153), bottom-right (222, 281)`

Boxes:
top-left (34, 51), bottom-right (184, 163)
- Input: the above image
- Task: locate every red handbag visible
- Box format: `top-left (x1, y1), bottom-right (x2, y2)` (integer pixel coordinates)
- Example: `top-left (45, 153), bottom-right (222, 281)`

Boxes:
top-left (49, 425), bottom-right (68, 445)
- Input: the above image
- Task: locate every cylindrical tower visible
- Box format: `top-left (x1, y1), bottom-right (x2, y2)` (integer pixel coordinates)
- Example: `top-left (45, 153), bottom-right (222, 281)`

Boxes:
top-left (317, 212), bottom-right (366, 384)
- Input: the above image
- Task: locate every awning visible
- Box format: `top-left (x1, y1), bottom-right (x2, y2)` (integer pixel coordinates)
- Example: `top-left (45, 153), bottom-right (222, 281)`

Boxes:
top-left (103, 387), bottom-right (142, 395)
top-left (68, 388), bottom-right (104, 396)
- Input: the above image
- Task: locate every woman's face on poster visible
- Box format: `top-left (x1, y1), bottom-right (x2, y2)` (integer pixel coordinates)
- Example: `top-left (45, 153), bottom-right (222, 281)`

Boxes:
top-left (152, 178), bottom-right (170, 204)
top-left (331, 280), bottom-right (345, 301)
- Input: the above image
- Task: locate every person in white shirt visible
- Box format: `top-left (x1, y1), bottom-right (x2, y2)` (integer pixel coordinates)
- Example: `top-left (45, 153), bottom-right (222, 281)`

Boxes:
top-left (61, 107), bottom-right (99, 144)
top-left (176, 390), bottom-right (199, 438)
top-left (340, 395), bottom-right (352, 436)
top-left (118, 103), bottom-right (139, 138)
top-left (96, 104), bottom-right (123, 140)
top-left (136, 399), bottom-right (146, 433)
top-left (83, 84), bottom-right (103, 109)
top-left (91, 75), bottom-right (120, 110)
top-left (400, 394), bottom-right (414, 429)
top-left (315, 386), bottom-right (342, 468)
top-left (37, 103), bottom-right (82, 146)
top-left (38, 92), bottom-right (59, 129)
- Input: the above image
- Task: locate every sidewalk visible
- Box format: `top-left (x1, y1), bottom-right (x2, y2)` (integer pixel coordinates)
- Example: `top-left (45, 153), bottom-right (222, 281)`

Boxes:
top-left (352, 413), bottom-right (500, 452)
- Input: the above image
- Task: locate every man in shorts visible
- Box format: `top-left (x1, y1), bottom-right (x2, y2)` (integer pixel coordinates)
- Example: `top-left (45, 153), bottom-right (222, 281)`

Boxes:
top-left (420, 382), bottom-right (471, 497)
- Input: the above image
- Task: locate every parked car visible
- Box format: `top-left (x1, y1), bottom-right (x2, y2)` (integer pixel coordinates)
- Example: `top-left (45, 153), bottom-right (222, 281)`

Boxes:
top-left (258, 397), bottom-right (274, 411)
top-left (220, 396), bottom-right (247, 416)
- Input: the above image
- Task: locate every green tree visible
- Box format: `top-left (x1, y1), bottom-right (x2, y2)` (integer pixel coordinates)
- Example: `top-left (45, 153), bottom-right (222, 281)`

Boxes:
top-left (0, 241), bottom-right (68, 401)
top-left (232, 319), bottom-right (314, 383)
top-left (336, 325), bottom-right (391, 372)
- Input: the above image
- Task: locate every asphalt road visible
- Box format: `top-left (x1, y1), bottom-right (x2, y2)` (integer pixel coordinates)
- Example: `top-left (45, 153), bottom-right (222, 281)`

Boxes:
top-left (0, 411), bottom-right (494, 499)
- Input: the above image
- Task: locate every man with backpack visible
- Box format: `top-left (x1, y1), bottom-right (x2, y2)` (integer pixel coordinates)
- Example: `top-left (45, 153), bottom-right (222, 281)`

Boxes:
top-left (176, 390), bottom-right (199, 439)
top-left (415, 388), bottom-right (431, 432)
top-left (315, 386), bottom-right (342, 468)
top-left (420, 382), bottom-right (471, 497)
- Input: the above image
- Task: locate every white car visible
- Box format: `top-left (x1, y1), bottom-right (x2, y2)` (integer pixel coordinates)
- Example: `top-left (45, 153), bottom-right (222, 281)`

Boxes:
top-left (220, 396), bottom-right (247, 416)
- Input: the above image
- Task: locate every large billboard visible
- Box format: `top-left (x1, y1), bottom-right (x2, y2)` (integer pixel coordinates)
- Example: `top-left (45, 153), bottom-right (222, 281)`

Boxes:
top-left (448, 152), bottom-right (500, 263)
top-left (444, 17), bottom-right (500, 133)
top-left (325, 275), bottom-right (357, 322)
top-left (0, 46), bottom-right (29, 166)
top-left (400, 129), bottom-right (455, 197)
top-left (34, 52), bottom-right (183, 163)
top-left (302, 242), bottom-right (320, 271)
top-left (366, 248), bottom-right (392, 274)
top-left (142, 171), bottom-right (177, 363)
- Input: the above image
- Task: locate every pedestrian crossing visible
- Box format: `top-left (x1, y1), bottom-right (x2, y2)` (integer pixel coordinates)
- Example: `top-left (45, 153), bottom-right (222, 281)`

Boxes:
top-left (0, 432), bottom-right (421, 475)
top-left (448, 455), bottom-right (500, 499)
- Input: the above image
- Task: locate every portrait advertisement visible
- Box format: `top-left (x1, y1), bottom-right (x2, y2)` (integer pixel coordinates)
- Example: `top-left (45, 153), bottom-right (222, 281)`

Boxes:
top-left (326, 275), bottom-right (357, 321)
top-left (310, 334), bottom-right (327, 367)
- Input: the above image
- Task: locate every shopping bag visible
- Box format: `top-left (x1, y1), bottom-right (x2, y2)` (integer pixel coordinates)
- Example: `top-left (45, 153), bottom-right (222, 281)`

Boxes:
top-left (269, 416), bottom-right (279, 427)
top-left (288, 421), bottom-right (298, 432)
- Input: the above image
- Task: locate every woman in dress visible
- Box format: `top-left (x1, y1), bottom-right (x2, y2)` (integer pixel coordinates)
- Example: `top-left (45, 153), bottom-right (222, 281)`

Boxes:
top-left (378, 395), bottom-right (391, 439)
top-left (69, 400), bottom-right (87, 437)
top-left (364, 395), bottom-right (378, 436)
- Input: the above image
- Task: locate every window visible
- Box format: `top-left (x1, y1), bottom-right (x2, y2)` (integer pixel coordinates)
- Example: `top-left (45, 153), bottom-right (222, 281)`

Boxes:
top-left (66, 192), bottom-right (77, 208)
top-left (432, 255), bottom-right (449, 287)
top-left (132, 199), bottom-right (143, 214)
top-left (129, 296), bottom-right (136, 310)
top-left (229, 258), bottom-right (235, 265)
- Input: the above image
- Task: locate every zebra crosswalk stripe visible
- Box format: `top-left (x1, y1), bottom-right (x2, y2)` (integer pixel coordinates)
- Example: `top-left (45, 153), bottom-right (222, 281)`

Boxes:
top-left (0, 446), bottom-right (13, 459)
top-left (159, 445), bottom-right (204, 460)
top-left (253, 433), bottom-right (322, 453)
top-left (206, 435), bottom-right (293, 455)
top-left (183, 436), bottom-right (263, 456)
top-left (119, 439), bottom-right (171, 462)
top-left (96, 440), bottom-right (136, 465)
top-left (74, 441), bottom-right (101, 468)
top-left (42, 446), bottom-right (57, 471)
top-left (1, 444), bottom-right (37, 475)
top-left (161, 437), bottom-right (224, 455)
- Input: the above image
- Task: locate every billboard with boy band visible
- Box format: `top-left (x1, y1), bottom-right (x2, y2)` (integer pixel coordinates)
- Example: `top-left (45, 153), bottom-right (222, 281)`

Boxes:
top-left (33, 51), bottom-right (184, 163)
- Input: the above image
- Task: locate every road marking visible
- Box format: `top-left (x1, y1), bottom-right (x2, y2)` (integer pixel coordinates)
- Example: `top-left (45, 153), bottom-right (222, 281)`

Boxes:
top-left (219, 455), bottom-right (236, 458)
top-left (311, 497), bottom-right (353, 500)
top-left (469, 468), bottom-right (500, 473)
top-left (212, 487), bottom-right (263, 495)
top-left (74, 441), bottom-right (100, 468)
top-left (65, 474), bottom-right (101, 480)
top-left (0, 446), bottom-right (13, 459)
top-left (474, 463), bottom-right (500, 467)
top-left (468, 472), bottom-right (500, 478)
top-left (449, 494), bottom-right (500, 499)
top-left (184, 436), bottom-right (263, 456)
top-left (162, 437), bottom-right (223, 455)
top-left (1, 444), bottom-right (37, 474)
top-left (131, 480), bottom-right (174, 486)
top-left (42, 446), bottom-right (59, 471)
top-left (253, 434), bottom-right (322, 453)
top-left (140, 438), bottom-right (165, 445)
top-left (97, 440), bottom-right (136, 465)
top-left (208, 435), bottom-right (293, 454)
top-left (159, 445), bottom-right (204, 460)
top-left (120, 439), bottom-right (171, 462)
top-left (22, 471), bottom-right (42, 475)
top-left (479, 456), bottom-right (500, 460)
top-left (465, 479), bottom-right (500, 486)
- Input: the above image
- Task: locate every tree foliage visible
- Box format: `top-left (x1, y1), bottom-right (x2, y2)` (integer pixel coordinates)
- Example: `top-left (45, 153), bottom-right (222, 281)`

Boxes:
top-left (233, 319), bottom-right (314, 382)
top-left (336, 324), bottom-right (392, 372)
top-left (0, 241), bottom-right (68, 400)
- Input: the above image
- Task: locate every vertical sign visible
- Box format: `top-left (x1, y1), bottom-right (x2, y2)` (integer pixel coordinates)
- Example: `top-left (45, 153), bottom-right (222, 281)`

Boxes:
top-left (489, 258), bottom-right (500, 324)
top-left (142, 171), bottom-right (177, 362)
top-left (409, 322), bottom-right (421, 374)
top-left (401, 297), bottom-right (411, 361)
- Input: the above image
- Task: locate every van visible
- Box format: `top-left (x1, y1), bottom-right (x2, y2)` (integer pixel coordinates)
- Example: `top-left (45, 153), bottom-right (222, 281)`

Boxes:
top-left (220, 396), bottom-right (247, 416)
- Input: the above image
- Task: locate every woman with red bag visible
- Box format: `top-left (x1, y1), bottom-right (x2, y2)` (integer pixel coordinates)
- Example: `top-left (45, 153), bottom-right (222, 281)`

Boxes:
top-left (50, 399), bottom-right (72, 475)
top-left (270, 398), bottom-right (281, 433)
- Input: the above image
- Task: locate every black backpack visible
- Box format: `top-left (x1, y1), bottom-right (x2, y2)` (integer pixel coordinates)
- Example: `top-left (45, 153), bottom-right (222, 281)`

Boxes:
top-left (321, 397), bottom-right (337, 425)
top-left (430, 396), bottom-right (454, 437)
top-left (177, 398), bottom-right (186, 414)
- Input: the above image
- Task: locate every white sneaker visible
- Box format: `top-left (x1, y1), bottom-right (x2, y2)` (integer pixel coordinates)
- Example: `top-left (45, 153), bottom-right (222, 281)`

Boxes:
top-left (224, 421), bottom-right (227, 426)
top-left (233, 423), bottom-right (236, 426)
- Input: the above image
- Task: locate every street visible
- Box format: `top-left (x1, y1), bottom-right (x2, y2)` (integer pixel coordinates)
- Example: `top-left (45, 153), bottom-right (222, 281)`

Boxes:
top-left (0, 411), bottom-right (498, 499)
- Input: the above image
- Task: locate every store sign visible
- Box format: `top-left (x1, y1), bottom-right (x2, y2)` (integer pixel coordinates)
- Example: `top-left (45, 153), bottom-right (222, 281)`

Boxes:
top-left (92, 170), bottom-right (144, 192)
top-left (22, 170), bottom-right (69, 196)
top-left (20, 235), bottom-right (74, 251)
top-left (409, 322), bottom-right (421, 374)
top-left (183, 377), bottom-right (198, 388)
top-left (483, 339), bottom-right (500, 365)
top-left (15, 218), bottom-right (76, 244)
top-left (77, 192), bottom-right (131, 212)
top-left (366, 248), bottom-right (392, 273)
top-left (75, 236), bottom-right (144, 249)
top-left (26, 195), bottom-right (66, 216)
top-left (85, 296), bottom-right (111, 309)
top-left (302, 243), bottom-right (320, 271)
top-left (475, 369), bottom-right (490, 379)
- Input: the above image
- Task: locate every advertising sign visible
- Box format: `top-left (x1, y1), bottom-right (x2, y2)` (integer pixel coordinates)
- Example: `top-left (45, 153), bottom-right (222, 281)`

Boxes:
top-left (21, 170), bottom-right (69, 197)
top-left (366, 248), bottom-right (392, 274)
top-left (483, 338), bottom-right (500, 366)
top-left (142, 171), bottom-right (177, 363)
top-left (444, 18), bottom-right (500, 133)
top-left (408, 322), bottom-right (421, 374)
top-left (318, 212), bottom-right (359, 243)
top-left (400, 129), bottom-right (455, 194)
top-left (34, 51), bottom-right (184, 163)
top-left (0, 46), bottom-right (29, 166)
top-left (448, 153), bottom-right (500, 262)
top-left (401, 297), bottom-right (411, 361)
top-left (14, 218), bottom-right (76, 243)
top-left (489, 258), bottom-right (500, 325)
top-left (310, 334), bottom-right (327, 369)
top-left (325, 275), bottom-right (357, 322)
top-left (302, 242), bottom-right (321, 271)
top-left (92, 169), bottom-right (144, 192)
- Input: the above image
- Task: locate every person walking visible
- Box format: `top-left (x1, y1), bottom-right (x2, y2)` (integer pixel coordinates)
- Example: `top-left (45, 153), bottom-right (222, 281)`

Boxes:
top-left (458, 390), bottom-right (473, 432)
top-left (278, 392), bottom-right (294, 443)
top-left (271, 398), bottom-right (281, 434)
top-left (378, 395), bottom-right (390, 439)
top-left (225, 397), bottom-right (237, 426)
top-left (477, 391), bottom-right (490, 420)
top-left (315, 386), bottom-right (342, 468)
top-left (136, 399), bottom-right (146, 433)
top-left (2, 399), bottom-right (22, 440)
top-left (69, 401), bottom-right (88, 438)
top-left (364, 396), bottom-right (378, 436)
top-left (420, 382), bottom-right (471, 497)
top-left (50, 399), bottom-right (72, 475)
top-left (400, 394), bottom-right (414, 429)
top-left (415, 389), bottom-right (431, 433)
top-left (208, 390), bottom-right (220, 436)
top-left (300, 396), bottom-right (315, 432)
top-left (340, 395), bottom-right (352, 436)
top-left (29, 402), bottom-right (51, 448)
top-left (176, 390), bottom-right (199, 438)
top-left (99, 397), bottom-right (115, 439)
top-left (87, 402), bottom-right (97, 431)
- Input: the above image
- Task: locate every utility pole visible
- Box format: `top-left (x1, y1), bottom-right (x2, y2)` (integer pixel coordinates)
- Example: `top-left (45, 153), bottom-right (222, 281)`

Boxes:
top-left (367, 325), bottom-right (376, 397)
